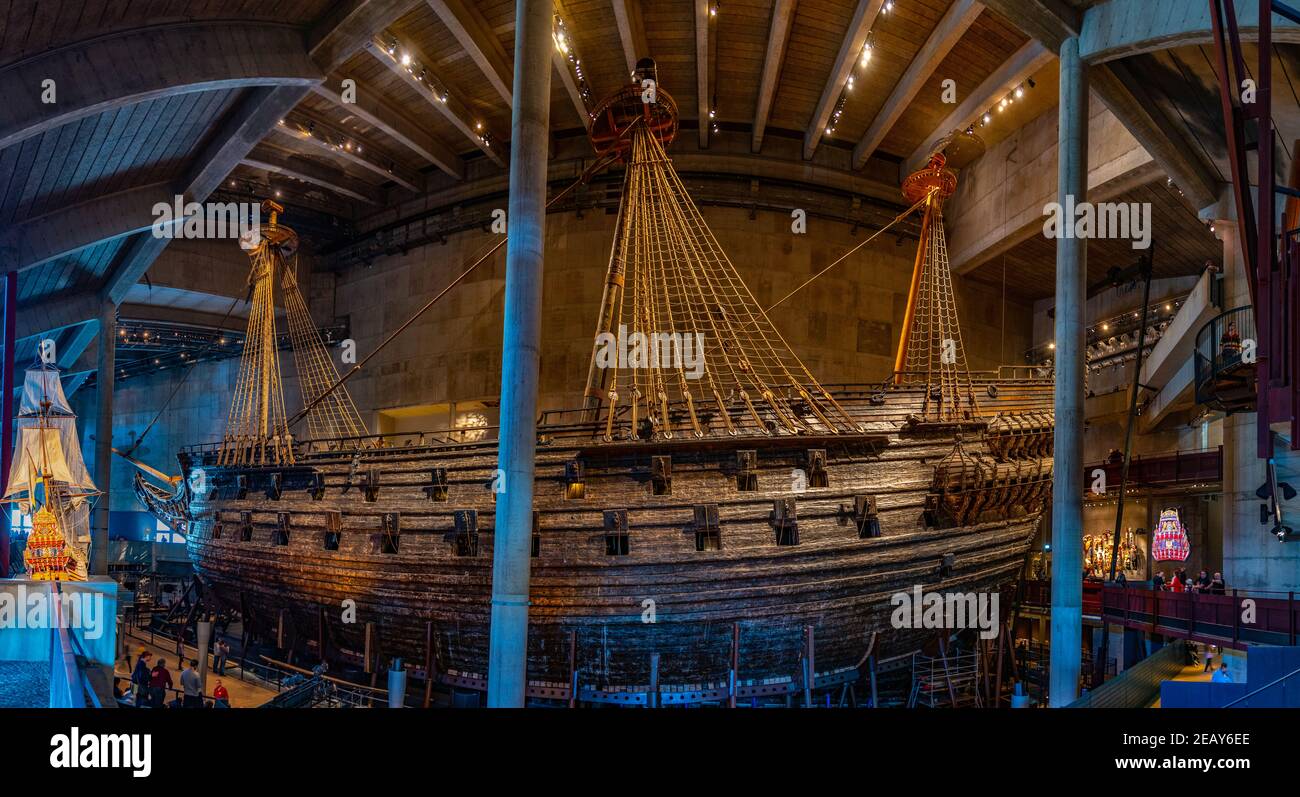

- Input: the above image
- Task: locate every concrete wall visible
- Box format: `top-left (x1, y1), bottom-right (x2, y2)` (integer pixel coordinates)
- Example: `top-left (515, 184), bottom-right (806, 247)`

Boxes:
top-left (319, 205), bottom-right (1034, 424)
top-left (946, 94), bottom-right (1155, 273)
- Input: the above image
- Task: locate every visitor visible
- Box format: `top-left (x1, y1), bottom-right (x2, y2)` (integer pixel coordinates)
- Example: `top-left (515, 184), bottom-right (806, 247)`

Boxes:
top-left (213, 680), bottom-right (230, 709)
top-left (1195, 570), bottom-right (1210, 592)
top-left (1210, 572), bottom-right (1226, 595)
top-left (131, 649), bottom-right (152, 706)
top-left (1203, 644), bottom-right (1216, 672)
top-left (1169, 571), bottom-right (1185, 593)
top-left (1115, 571), bottom-right (1127, 587)
top-left (214, 639), bottom-right (230, 676)
top-left (181, 659), bottom-right (203, 708)
top-left (148, 658), bottom-right (173, 708)
top-left (1212, 663), bottom-right (1233, 683)
top-left (1152, 571), bottom-right (1165, 591)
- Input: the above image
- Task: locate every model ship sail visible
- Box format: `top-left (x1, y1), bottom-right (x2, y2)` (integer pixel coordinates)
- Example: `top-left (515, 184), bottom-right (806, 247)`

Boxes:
top-left (218, 200), bottom-right (366, 466)
top-left (582, 120), bottom-right (858, 440)
top-left (3, 364), bottom-right (98, 579)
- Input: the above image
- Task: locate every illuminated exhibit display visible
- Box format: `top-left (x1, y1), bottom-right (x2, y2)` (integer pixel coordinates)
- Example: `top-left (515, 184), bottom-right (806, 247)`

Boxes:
top-left (1152, 508), bottom-right (1191, 563)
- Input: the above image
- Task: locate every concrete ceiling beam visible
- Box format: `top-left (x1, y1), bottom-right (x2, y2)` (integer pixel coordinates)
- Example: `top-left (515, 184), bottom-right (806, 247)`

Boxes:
top-left (852, 0), bottom-right (984, 169)
top-left (243, 148), bottom-right (382, 205)
top-left (611, 0), bottom-right (651, 76)
top-left (273, 109), bottom-right (423, 192)
top-left (980, 0), bottom-right (1221, 210)
top-left (803, 0), bottom-right (885, 160)
top-left (312, 76), bottom-right (465, 179)
top-left (752, 0), bottom-right (797, 154)
top-left (307, 0), bottom-right (424, 73)
top-left (1080, 0), bottom-right (1300, 64)
top-left (904, 40), bottom-right (1054, 174)
top-left (425, 0), bottom-right (513, 105)
top-left (0, 22), bottom-right (320, 151)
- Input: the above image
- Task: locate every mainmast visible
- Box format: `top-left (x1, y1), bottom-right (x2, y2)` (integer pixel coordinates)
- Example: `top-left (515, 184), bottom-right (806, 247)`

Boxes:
top-left (579, 64), bottom-right (857, 440)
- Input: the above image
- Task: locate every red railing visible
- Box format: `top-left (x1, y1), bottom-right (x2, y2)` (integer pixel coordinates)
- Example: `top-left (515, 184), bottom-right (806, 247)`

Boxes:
top-left (1082, 446), bottom-right (1223, 490)
top-left (1018, 579), bottom-right (1102, 616)
top-left (1101, 585), bottom-right (1299, 650)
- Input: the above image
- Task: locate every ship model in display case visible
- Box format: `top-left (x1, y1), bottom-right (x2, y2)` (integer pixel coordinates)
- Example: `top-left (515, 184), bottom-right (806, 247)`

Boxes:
top-left (5, 364), bottom-right (100, 580)
top-left (135, 68), bottom-right (1055, 703)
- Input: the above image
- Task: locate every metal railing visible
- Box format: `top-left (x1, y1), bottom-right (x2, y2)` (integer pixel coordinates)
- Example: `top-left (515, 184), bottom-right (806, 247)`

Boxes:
top-left (1194, 305), bottom-right (1256, 408)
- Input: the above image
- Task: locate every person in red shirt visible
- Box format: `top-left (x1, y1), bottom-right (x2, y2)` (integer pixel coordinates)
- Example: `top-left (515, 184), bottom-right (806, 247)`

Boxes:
top-left (212, 680), bottom-right (230, 708)
top-left (148, 658), bottom-right (173, 708)
top-left (1169, 572), bottom-right (1186, 593)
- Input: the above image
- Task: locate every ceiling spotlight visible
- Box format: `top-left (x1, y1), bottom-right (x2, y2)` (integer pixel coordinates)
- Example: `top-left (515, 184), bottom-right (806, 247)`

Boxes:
top-left (982, 113), bottom-right (991, 124)
top-left (710, 3), bottom-right (718, 16)
top-left (1015, 86), bottom-right (1024, 99)
top-left (884, 0), bottom-right (894, 11)
top-left (400, 52), bottom-right (411, 66)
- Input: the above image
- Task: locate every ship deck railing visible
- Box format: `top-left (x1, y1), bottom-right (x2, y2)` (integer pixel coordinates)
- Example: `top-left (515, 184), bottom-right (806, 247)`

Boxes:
top-left (181, 371), bottom-right (1054, 463)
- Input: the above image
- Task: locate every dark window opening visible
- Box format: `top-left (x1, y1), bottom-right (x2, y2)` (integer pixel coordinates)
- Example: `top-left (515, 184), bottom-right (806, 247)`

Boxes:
top-left (775, 525), bottom-right (799, 546)
top-left (605, 533), bottom-right (630, 556)
top-left (323, 531), bottom-right (341, 551)
top-left (531, 534), bottom-right (541, 558)
top-left (455, 532), bottom-right (479, 557)
top-left (211, 522), bottom-right (223, 540)
top-left (695, 529), bottom-right (721, 551)
top-left (272, 527), bottom-right (289, 546)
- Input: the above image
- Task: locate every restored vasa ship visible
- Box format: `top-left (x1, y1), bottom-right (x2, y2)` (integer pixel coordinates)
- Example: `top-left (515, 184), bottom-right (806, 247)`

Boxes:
top-left (137, 70), bottom-right (1054, 702)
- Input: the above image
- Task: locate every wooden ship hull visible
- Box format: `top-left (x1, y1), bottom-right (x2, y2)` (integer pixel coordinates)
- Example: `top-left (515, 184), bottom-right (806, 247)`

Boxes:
top-left (132, 76), bottom-right (1055, 702)
top-left (149, 374), bottom-right (1053, 699)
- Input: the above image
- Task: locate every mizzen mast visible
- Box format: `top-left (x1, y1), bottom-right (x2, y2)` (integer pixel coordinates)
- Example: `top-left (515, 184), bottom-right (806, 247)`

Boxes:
top-left (893, 152), bottom-right (979, 424)
top-left (219, 200), bottom-right (366, 467)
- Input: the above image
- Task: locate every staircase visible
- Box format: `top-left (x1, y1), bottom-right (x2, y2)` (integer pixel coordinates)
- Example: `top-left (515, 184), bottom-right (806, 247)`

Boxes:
top-left (1194, 305), bottom-right (1258, 414)
top-left (1160, 646), bottom-right (1300, 708)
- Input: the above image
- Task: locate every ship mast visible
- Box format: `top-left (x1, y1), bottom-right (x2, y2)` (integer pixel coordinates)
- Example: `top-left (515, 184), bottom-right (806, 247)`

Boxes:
top-left (892, 152), bottom-right (979, 424)
top-left (218, 201), bottom-right (367, 466)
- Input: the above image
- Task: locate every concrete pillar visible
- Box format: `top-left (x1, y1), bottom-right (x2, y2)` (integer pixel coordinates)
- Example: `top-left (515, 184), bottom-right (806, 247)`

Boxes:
top-left (388, 658), bottom-right (407, 708)
top-left (486, 0), bottom-right (553, 708)
top-left (196, 619), bottom-right (212, 692)
top-left (1049, 36), bottom-right (1087, 708)
top-left (91, 300), bottom-right (115, 576)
